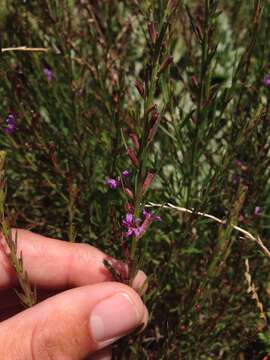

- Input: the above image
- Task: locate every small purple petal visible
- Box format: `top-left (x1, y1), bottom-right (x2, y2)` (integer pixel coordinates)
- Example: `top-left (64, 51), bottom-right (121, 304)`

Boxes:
top-left (239, 214), bottom-right (245, 222)
top-left (5, 126), bottom-right (15, 134)
top-left (142, 208), bottom-right (161, 221)
top-left (142, 208), bottom-right (151, 218)
top-left (122, 170), bottom-right (129, 178)
top-left (125, 213), bottom-right (133, 224)
top-left (43, 68), bottom-right (53, 82)
top-left (106, 178), bottom-right (119, 189)
top-left (134, 226), bottom-right (143, 237)
top-left (135, 217), bottom-right (142, 226)
top-left (6, 114), bottom-right (15, 124)
top-left (254, 206), bottom-right (261, 216)
top-left (4, 114), bottom-right (16, 134)
top-left (127, 228), bottom-right (135, 237)
top-left (122, 213), bottom-right (134, 228)
top-left (263, 75), bottom-right (270, 87)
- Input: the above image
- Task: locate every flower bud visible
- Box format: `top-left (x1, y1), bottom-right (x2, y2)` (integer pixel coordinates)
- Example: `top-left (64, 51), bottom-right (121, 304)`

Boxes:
top-left (148, 107), bottom-right (159, 142)
top-left (122, 170), bottom-right (129, 178)
top-left (129, 132), bottom-right (140, 151)
top-left (150, 107), bottom-right (159, 123)
top-left (191, 75), bottom-right (199, 88)
top-left (124, 188), bottom-right (134, 199)
top-left (142, 172), bottom-right (155, 195)
top-left (148, 21), bottom-right (157, 45)
top-left (146, 104), bottom-right (156, 114)
top-left (127, 148), bottom-right (140, 168)
top-left (125, 203), bottom-right (134, 213)
top-left (159, 56), bottom-right (173, 74)
top-left (195, 25), bottom-right (203, 42)
top-left (135, 215), bottom-right (154, 240)
top-left (135, 79), bottom-right (144, 98)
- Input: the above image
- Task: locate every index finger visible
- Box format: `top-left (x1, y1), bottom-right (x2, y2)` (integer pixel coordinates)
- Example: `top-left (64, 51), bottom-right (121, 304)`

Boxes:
top-left (0, 229), bottom-right (146, 291)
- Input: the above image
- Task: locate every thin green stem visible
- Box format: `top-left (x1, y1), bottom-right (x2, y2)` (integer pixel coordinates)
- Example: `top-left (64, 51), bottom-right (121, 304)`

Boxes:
top-left (186, 0), bottom-right (211, 208)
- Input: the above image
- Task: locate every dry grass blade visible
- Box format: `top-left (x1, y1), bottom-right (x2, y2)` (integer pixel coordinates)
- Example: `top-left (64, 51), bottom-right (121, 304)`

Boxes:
top-left (1, 47), bottom-right (48, 53)
top-left (245, 259), bottom-right (267, 325)
top-left (146, 202), bottom-right (270, 260)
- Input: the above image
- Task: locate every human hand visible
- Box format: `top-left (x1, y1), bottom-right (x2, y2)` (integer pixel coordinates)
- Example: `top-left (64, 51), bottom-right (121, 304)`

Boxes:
top-left (0, 229), bottom-right (148, 359)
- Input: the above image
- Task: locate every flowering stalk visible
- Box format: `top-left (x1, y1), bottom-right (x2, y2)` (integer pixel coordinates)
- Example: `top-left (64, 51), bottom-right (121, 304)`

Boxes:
top-left (104, 8), bottom-right (173, 285)
top-left (126, 8), bottom-right (174, 285)
top-left (186, 0), bottom-right (220, 207)
top-left (0, 151), bottom-right (36, 307)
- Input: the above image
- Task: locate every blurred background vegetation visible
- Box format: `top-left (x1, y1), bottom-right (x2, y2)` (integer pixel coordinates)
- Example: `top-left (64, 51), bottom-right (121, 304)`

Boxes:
top-left (1, 0), bottom-right (270, 358)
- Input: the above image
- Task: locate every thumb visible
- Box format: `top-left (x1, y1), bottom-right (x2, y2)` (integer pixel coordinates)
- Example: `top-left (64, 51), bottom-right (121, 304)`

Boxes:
top-left (0, 282), bottom-right (148, 359)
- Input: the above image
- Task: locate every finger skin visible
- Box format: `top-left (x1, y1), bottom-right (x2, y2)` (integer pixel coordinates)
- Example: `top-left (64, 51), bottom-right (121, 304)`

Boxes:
top-left (0, 229), bottom-right (114, 289)
top-left (0, 229), bottom-right (146, 292)
top-left (0, 282), bottom-right (148, 360)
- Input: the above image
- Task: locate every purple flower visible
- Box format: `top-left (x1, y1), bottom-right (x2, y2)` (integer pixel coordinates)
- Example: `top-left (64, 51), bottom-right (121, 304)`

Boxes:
top-left (142, 208), bottom-right (151, 218)
top-left (43, 68), bottom-right (53, 82)
top-left (122, 213), bottom-right (139, 237)
top-left (106, 178), bottom-right (119, 189)
top-left (4, 114), bottom-right (16, 134)
top-left (127, 227), bottom-right (136, 237)
top-left (254, 206), bottom-right (261, 216)
top-left (142, 208), bottom-right (161, 222)
top-left (263, 75), bottom-right (270, 87)
top-left (134, 226), bottom-right (143, 237)
top-left (122, 170), bottom-right (129, 178)
top-left (122, 209), bottom-right (161, 239)
top-left (122, 213), bottom-right (133, 228)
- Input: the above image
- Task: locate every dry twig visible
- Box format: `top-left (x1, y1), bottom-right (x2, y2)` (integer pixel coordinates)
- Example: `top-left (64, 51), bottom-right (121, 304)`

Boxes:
top-left (146, 202), bottom-right (270, 259)
top-left (1, 46), bottom-right (48, 53)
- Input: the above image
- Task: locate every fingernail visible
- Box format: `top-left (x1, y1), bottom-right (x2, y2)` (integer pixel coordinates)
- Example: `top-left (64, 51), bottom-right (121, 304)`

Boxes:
top-left (89, 292), bottom-right (140, 343)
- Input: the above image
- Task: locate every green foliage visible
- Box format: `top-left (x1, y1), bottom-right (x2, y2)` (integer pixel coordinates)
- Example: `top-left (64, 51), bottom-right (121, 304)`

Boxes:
top-left (1, 0), bottom-right (270, 358)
